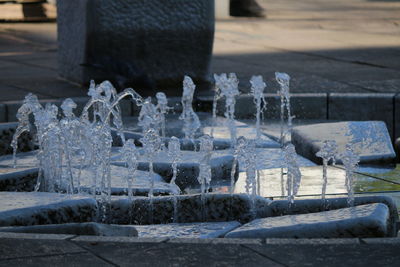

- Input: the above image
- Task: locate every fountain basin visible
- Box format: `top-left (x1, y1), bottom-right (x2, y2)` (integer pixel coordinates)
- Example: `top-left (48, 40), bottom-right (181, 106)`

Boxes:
top-left (0, 192), bottom-right (397, 238)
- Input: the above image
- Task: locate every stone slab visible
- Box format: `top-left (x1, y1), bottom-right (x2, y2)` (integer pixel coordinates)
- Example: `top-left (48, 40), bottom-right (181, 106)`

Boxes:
top-left (328, 93), bottom-right (396, 138)
top-left (0, 222), bottom-right (138, 237)
top-left (0, 192), bottom-right (97, 226)
top-left (0, 151), bottom-right (38, 168)
top-left (59, 165), bottom-right (179, 196)
top-left (112, 149), bottom-right (236, 190)
top-left (57, 0), bottom-right (214, 92)
top-left (291, 121), bottom-right (396, 165)
top-left (134, 221), bottom-right (240, 238)
top-left (268, 195), bottom-right (399, 237)
top-left (0, 167), bottom-right (38, 192)
top-left (226, 203), bottom-right (390, 238)
top-left (109, 193), bottom-right (272, 225)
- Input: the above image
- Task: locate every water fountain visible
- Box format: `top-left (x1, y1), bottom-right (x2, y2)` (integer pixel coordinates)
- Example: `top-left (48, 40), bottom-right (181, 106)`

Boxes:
top-left (2, 73), bottom-right (398, 239)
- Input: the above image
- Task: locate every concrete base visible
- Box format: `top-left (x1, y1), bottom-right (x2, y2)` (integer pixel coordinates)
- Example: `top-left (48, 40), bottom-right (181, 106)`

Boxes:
top-left (57, 0), bottom-right (215, 94)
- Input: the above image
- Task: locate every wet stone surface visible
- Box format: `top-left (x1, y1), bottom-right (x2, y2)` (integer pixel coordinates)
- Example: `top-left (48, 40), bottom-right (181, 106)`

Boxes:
top-left (292, 121), bottom-right (396, 165)
top-left (59, 166), bottom-right (179, 196)
top-left (226, 203), bottom-right (390, 238)
top-left (134, 221), bottom-right (241, 238)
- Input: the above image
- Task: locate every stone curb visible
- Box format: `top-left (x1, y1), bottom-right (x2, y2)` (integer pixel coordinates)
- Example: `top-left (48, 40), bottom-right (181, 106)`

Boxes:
top-left (2, 93), bottom-right (398, 140)
top-left (1, 232), bottom-right (399, 245)
top-left (196, 93), bottom-right (399, 140)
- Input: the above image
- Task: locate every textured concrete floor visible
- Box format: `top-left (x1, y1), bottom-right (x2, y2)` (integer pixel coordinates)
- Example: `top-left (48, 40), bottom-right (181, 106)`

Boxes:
top-left (0, 0), bottom-right (399, 101)
top-left (212, 0), bottom-right (400, 93)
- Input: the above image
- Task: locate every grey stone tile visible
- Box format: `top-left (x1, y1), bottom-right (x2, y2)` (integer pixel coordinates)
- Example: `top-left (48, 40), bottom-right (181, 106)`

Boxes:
top-left (328, 93), bottom-right (396, 138)
top-left (0, 237), bottom-right (83, 260)
top-left (265, 238), bottom-right (359, 245)
top-left (245, 242), bottom-right (400, 267)
top-left (0, 252), bottom-right (112, 267)
top-left (362, 238), bottom-right (400, 244)
top-left (76, 240), bottom-right (280, 266)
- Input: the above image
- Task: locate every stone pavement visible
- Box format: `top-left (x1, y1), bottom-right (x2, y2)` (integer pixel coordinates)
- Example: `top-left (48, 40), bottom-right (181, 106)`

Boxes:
top-left (0, 232), bottom-right (399, 266)
top-left (0, 0), bottom-right (399, 102)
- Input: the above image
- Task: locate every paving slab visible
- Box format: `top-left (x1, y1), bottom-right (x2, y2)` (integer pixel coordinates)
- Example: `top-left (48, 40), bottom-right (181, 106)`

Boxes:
top-left (244, 242), bottom-right (400, 267)
top-left (0, 150), bottom-right (38, 168)
top-left (134, 221), bottom-right (240, 238)
top-left (0, 192), bottom-right (97, 226)
top-left (226, 203), bottom-right (390, 238)
top-left (0, 236), bottom-right (83, 261)
top-left (73, 239), bottom-right (280, 267)
top-left (0, 253), bottom-right (112, 267)
top-left (291, 121), bottom-right (396, 165)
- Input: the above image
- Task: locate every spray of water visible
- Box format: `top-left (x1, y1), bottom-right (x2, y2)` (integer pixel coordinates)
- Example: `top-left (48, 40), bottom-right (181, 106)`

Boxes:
top-left (283, 143), bottom-right (302, 205)
top-left (179, 76), bottom-right (201, 147)
top-left (316, 140), bottom-right (338, 201)
top-left (339, 143), bottom-right (360, 207)
top-left (140, 128), bottom-right (162, 223)
top-left (214, 73), bottom-right (240, 148)
top-left (275, 72), bottom-right (294, 197)
top-left (198, 134), bottom-right (213, 221)
top-left (168, 136), bottom-right (182, 222)
top-left (250, 75), bottom-right (267, 142)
